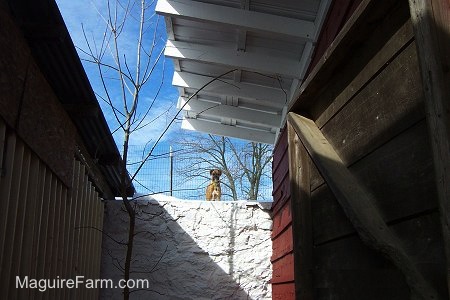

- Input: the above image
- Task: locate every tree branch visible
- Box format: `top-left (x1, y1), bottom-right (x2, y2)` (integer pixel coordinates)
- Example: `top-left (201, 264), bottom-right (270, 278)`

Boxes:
top-left (130, 68), bottom-right (237, 183)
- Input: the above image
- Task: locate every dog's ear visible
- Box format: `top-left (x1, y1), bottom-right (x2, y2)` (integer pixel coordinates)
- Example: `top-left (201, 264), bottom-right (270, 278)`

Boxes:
top-left (210, 169), bottom-right (214, 175)
top-left (218, 169), bottom-right (222, 176)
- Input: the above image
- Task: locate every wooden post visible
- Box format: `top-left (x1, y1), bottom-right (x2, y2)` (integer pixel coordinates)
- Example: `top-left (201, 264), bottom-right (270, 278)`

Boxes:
top-left (408, 0), bottom-right (450, 295)
top-left (287, 123), bottom-right (313, 299)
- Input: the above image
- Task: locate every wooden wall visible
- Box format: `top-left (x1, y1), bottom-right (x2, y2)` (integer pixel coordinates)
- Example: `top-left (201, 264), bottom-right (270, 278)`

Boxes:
top-left (272, 0), bottom-right (449, 299)
top-left (270, 1), bottom-right (361, 298)
top-left (271, 128), bottom-right (294, 299)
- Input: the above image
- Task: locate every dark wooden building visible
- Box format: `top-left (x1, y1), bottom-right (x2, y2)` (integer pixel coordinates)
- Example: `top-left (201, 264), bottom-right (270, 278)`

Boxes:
top-left (271, 0), bottom-right (450, 299)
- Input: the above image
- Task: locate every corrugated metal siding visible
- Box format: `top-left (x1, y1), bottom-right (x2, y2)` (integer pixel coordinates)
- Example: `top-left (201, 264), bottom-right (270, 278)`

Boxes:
top-left (0, 119), bottom-right (104, 300)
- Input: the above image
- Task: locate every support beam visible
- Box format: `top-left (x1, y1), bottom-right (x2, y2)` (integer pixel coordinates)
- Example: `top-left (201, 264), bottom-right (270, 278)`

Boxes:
top-left (155, 0), bottom-right (315, 40)
top-left (178, 97), bottom-right (282, 128)
top-left (289, 41), bottom-right (314, 102)
top-left (408, 1), bottom-right (450, 294)
top-left (236, 0), bottom-right (249, 51)
top-left (287, 112), bottom-right (439, 300)
top-left (182, 118), bottom-right (275, 144)
top-left (314, 0), bottom-right (333, 37)
top-left (165, 40), bottom-right (303, 78)
top-left (288, 0), bottom-right (332, 102)
top-left (287, 123), bottom-right (313, 299)
top-left (163, 17), bottom-right (175, 40)
top-left (173, 71), bottom-right (288, 104)
top-left (234, 0), bottom-right (246, 88)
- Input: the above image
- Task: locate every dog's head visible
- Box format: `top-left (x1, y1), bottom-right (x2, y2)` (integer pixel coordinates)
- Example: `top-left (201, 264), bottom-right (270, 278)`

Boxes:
top-left (210, 169), bottom-right (222, 183)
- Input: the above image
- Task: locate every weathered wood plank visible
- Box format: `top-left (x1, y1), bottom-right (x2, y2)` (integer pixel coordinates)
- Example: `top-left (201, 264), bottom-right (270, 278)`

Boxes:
top-left (316, 18), bottom-right (414, 128)
top-left (271, 226), bottom-right (293, 262)
top-left (307, 0), bottom-right (361, 74)
top-left (309, 39), bottom-right (423, 192)
top-left (309, 155), bottom-right (323, 193)
top-left (273, 127), bottom-right (288, 168)
top-left (312, 121), bottom-right (437, 244)
top-left (271, 200), bottom-right (292, 240)
top-left (272, 282), bottom-right (295, 300)
top-left (272, 127), bottom-right (290, 217)
top-left (288, 123), bottom-right (313, 299)
top-left (290, 0), bottom-right (407, 113)
top-left (271, 179), bottom-right (290, 217)
top-left (314, 236), bottom-right (411, 299)
top-left (271, 253), bottom-right (295, 284)
top-left (311, 185), bottom-right (353, 245)
top-left (313, 212), bottom-right (448, 298)
top-left (314, 286), bottom-right (408, 300)
top-left (314, 270), bottom-right (410, 296)
top-left (272, 149), bottom-right (289, 191)
top-left (392, 212), bottom-right (448, 294)
top-left (320, 42), bottom-right (424, 167)
top-left (287, 112), bottom-right (439, 299)
top-left (408, 0), bottom-right (450, 295)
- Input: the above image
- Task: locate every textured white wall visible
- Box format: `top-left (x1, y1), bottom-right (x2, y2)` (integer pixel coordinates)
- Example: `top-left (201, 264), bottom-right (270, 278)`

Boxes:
top-left (100, 197), bottom-right (273, 300)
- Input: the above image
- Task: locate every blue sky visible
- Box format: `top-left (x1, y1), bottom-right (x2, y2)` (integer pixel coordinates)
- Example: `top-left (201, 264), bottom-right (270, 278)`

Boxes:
top-left (55, 0), bottom-right (180, 147)
top-left (55, 0), bottom-right (274, 200)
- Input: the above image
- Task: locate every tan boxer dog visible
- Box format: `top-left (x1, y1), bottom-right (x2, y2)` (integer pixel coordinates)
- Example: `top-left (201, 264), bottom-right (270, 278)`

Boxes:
top-left (206, 169), bottom-right (222, 201)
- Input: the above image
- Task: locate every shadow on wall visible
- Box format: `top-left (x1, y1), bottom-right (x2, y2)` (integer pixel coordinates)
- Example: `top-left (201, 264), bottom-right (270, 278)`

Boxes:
top-left (288, 111), bottom-right (448, 298)
top-left (99, 199), bottom-right (272, 300)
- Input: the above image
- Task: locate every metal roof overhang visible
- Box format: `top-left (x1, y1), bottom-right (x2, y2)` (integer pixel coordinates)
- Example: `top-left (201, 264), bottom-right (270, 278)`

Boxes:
top-left (156, 0), bottom-right (332, 144)
top-left (7, 0), bottom-right (134, 197)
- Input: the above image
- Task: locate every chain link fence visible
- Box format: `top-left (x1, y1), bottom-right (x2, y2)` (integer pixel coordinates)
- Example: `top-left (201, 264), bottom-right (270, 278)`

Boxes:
top-left (127, 144), bottom-right (273, 201)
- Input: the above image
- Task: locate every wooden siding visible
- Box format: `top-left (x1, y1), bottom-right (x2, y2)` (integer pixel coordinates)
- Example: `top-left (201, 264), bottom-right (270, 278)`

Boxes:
top-left (270, 1), bottom-right (361, 299)
top-left (278, 0), bottom-right (449, 298)
top-left (271, 128), bottom-right (295, 297)
top-left (307, 0), bottom-right (362, 77)
top-left (0, 118), bottom-right (104, 300)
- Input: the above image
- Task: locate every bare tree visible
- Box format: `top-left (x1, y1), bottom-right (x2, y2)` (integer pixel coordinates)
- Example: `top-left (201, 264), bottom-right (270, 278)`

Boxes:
top-left (176, 133), bottom-right (272, 201)
top-left (230, 142), bottom-right (273, 201)
top-left (176, 133), bottom-right (240, 200)
top-left (79, 0), bottom-right (168, 298)
top-left (78, 1), bottom-right (238, 297)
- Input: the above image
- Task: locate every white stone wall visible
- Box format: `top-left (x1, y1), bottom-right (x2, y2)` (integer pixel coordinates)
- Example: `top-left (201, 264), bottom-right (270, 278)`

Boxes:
top-left (100, 197), bottom-right (273, 300)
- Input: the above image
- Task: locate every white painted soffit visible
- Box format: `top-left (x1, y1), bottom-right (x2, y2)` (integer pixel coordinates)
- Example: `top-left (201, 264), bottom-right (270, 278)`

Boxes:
top-left (156, 0), bottom-right (331, 144)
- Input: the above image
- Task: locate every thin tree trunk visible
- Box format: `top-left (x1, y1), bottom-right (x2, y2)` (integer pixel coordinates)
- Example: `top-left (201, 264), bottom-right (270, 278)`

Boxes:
top-left (121, 121), bottom-right (135, 300)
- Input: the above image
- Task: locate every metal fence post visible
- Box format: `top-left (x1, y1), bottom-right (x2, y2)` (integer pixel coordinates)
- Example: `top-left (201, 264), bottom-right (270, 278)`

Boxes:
top-left (169, 145), bottom-right (173, 196)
